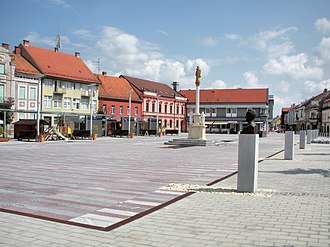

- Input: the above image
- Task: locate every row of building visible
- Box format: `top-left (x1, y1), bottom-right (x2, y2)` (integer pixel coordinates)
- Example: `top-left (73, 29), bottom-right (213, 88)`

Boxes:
top-left (0, 40), bottom-right (274, 137)
top-left (281, 89), bottom-right (330, 136)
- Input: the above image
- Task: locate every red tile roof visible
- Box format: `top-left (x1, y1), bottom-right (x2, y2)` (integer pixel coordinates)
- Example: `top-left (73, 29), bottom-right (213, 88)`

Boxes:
top-left (180, 88), bottom-right (269, 104)
top-left (20, 44), bottom-right (98, 83)
top-left (10, 53), bottom-right (41, 76)
top-left (97, 74), bottom-right (141, 101)
top-left (120, 75), bottom-right (183, 98)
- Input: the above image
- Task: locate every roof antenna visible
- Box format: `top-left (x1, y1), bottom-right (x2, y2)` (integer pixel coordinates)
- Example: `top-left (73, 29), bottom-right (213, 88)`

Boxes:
top-left (55, 31), bottom-right (61, 49)
top-left (94, 58), bottom-right (101, 74)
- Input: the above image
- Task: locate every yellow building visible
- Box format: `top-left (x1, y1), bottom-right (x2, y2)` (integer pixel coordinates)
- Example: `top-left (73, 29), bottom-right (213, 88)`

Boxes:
top-left (18, 40), bottom-right (99, 127)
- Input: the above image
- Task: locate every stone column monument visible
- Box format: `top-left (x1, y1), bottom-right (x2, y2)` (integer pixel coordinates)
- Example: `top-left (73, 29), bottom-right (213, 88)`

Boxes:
top-left (188, 66), bottom-right (206, 140)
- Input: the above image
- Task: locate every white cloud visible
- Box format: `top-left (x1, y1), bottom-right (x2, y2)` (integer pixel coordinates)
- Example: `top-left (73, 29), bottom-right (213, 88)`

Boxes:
top-left (95, 26), bottom-right (211, 85)
top-left (210, 80), bottom-right (227, 89)
top-left (242, 71), bottom-right (258, 87)
top-left (253, 26), bottom-right (297, 58)
top-left (314, 37), bottom-right (330, 66)
top-left (47, 0), bottom-right (72, 8)
top-left (263, 53), bottom-right (323, 80)
top-left (201, 37), bottom-right (217, 48)
top-left (276, 81), bottom-right (290, 93)
top-left (303, 80), bottom-right (325, 94)
top-left (73, 29), bottom-right (93, 39)
top-left (315, 17), bottom-right (330, 33)
top-left (157, 30), bottom-right (169, 36)
top-left (225, 33), bottom-right (241, 40)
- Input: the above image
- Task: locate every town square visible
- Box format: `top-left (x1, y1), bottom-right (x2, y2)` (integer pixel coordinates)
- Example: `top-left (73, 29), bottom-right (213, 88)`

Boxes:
top-left (0, 0), bottom-right (330, 246)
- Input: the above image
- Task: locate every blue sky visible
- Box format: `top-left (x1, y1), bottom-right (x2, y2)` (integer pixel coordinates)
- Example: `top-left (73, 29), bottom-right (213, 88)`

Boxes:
top-left (2, 0), bottom-right (330, 116)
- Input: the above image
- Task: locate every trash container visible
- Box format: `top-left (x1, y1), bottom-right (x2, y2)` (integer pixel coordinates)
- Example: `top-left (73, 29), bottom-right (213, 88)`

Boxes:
top-left (92, 134), bottom-right (97, 140)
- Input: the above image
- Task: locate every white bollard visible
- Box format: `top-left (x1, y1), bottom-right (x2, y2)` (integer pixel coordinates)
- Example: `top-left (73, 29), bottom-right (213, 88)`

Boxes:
top-left (307, 130), bottom-right (312, 144)
top-left (299, 130), bottom-right (306, 149)
top-left (237, 134), bottom-right (259, 193)
top-left (284, 131), bottom-right (294, 160)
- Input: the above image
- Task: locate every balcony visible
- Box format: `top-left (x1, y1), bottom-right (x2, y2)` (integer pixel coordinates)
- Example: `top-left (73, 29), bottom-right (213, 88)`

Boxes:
top-left (81, 90), bottom-right (91, 97)
top-left (54, 87), bottom-right (66, 94)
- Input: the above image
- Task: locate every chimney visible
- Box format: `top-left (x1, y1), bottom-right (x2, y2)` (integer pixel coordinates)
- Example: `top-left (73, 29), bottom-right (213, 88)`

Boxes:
top-left (172, 81), bottom-right (179, 91)
top-left (74, 52), bottom-right (80, 58)
top-left (14, 46), bottom-right (21, 54)
top-left (23, 40), bottom-right (30, 46)
top-left (2, 43), bottom-right (9, 50)
top-left (54, 47), bottom-right (58, 53)
top-left (324, 88), bottom-right (328, 92)
top-left (102, 71), bottom-right (107, 76)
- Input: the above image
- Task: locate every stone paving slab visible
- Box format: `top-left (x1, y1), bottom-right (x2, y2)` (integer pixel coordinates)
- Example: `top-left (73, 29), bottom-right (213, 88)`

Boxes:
top-left (0, 133), bottom-right (288, 230)
top-left (0, 136), bottom-right (329, 246)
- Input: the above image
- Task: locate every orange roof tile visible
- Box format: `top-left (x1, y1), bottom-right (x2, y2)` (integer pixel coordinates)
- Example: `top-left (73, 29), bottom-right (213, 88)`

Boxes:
top-left (10, 53), bottom-right (41, 76)
top-left (20, 44), bottom-right (98, 83)
top-left (180, 88), bottom-right (269, 104)
top-left (97, 74), bottom-right (141, 101)
top-left (120, 75), bottom-right (183, 98)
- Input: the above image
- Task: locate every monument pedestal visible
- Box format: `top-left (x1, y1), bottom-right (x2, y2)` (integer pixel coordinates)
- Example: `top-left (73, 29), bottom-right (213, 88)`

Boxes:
top-left (188, 114), bottom-right (206, 140)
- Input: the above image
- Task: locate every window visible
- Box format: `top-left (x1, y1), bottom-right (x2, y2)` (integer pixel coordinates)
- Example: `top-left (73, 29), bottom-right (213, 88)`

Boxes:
top-left (81, 84), bottom-right (89, 91)
top-left (111, 105), bottom-right (115, 114)
top-left (226, 108), bottom-right (237, 117)
top-left (81, 98), bottom-right (89, 110)
top-left (44, 96), bottom-right (52, 108)
top-left (102, 104), bottom-right (107, 113)
top-left (127, 106), bottom-right (130, 115)
top-left (63, 81), bottom-right (72, 89)
top-left (73, 98), bottom-right (80, 110)
top-left (152, 103), bottom-right (155, 112)
top-left (93, 101), bottom-right (97, 112)
top-left (54, 95), bottom-right (62, 108)
top-left (74, 83), bottom-right (80, 90)
top-left (170, 105), bottom-right (173, 114)
top-left (159, 103), bottom-right (162, 113)
top-left (64, 97), bottom-right (71, 109)
top-left (169, 120), bottom-right (173, 128)
top-left (145, 102), bottom-right (149, 112)
top-left (19, 86), bottom-right (25, 99)
top-left (29, 113), bottom-right (35, 119)
top-left (0, 84), bottom-right (4, 103)
top-left (44, 79), bottom-right (52, 87)
top-left (165, 105), bottom-right (167, 113)
top-left (19, 113), bottom-right (25, 119)
top-left (134, 107), bottom-right (138, 115)
top-left (29, 87), bottom-right (36, 100)
top-left (120, 106), bottom-right (123, 115)
top-left (0, 64), bottom-right (4, 74)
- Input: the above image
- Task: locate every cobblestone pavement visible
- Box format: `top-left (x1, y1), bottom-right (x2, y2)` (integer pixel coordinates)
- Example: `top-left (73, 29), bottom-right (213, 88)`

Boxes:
top-left (0, 133), bottom-right (329, 246)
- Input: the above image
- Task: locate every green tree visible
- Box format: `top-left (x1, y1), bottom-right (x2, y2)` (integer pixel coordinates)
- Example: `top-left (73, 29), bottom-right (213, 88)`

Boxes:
top-left (0, 97), bottom-right (14, 125)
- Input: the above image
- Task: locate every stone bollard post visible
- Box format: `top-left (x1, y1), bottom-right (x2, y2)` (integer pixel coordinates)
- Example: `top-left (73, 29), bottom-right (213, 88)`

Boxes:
top-left (299, 130), bottom-right (306, 149)
top-left (307, 130), bottom-right (312, 144)
top-left (237, 134), bottom-right (259, 193)
top-left (284, 131), bottom-right (294, 160)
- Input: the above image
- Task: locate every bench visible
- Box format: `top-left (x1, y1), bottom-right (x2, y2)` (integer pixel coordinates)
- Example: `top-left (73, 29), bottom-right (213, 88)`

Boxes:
top-left (110, 130), bottom-right (129, 137)
top-left (165, 129), bottom-right (179, 135)
top-left (72, 130), bottom-right (90, 139)
top-left (18, 130), bottom-right (37, 141)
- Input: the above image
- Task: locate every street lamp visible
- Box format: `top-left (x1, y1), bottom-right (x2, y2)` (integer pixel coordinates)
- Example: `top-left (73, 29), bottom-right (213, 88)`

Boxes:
top-left (128, 89), bottom-right (134, 135)
top-left (89, 84), bottom-right (96, 139)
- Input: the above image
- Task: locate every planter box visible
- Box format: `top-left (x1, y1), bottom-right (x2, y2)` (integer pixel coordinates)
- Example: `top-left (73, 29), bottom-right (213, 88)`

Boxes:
top-left (0, 137), bottom-right (9, 142)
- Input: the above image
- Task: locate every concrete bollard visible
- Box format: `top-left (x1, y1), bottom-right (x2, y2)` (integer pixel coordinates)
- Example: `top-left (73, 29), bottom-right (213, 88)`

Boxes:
top-left (307, 130), bottom-right (312, 144)
top-left (299, 130), bottom-right (306, 149)
top-left (237, 134), bottom-right (259, 193)
top-left (284, 131), bottom-right (294, 160)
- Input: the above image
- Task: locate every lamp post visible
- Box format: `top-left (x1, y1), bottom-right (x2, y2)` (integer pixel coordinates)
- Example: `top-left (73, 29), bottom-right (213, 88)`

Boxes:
top-left (156, 95), bottom-right (159, 136)
top-left (89, 84), bottom-right (96, 139)
top-left (128, 89), bottom-right (133, 135)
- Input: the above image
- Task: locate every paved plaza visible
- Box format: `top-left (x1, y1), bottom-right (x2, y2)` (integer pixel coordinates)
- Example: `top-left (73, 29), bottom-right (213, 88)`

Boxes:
top-left (0, 133), bottom-right (329, 246)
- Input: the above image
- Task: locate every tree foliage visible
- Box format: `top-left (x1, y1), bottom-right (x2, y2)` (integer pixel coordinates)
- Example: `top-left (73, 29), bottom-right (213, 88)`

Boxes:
top-left (0, 97), bottom-right (14, 124)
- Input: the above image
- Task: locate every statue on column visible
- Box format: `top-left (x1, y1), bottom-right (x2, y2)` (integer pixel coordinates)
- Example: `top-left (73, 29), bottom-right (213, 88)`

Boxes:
top-left (195, 66), bottom-right (201, 87)
top-left (189, 111), bottom-right (193, 125)
top-left (241, 109), bottom-right (257, 134)
top-left (201, 112), bottom-right (205, 126)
